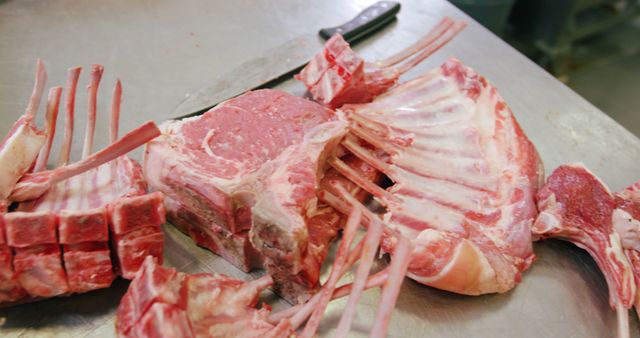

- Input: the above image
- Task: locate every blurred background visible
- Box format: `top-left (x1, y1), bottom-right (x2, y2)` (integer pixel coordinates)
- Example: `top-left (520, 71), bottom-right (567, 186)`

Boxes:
top-left (449, 0), bottom-right (640, 136)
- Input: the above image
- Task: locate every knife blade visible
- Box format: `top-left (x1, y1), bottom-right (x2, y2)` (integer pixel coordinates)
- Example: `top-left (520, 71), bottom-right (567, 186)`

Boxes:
top-left (171, 1), bottom-right (400, 120)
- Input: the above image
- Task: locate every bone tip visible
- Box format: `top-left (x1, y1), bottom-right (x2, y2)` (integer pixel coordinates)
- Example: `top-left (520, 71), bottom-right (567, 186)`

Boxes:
top-left (91, 64), bottom-right (105, 73)
top-left (68, 66), bottom-right (82, 74)
top-left (36, 58), bottom-right (47, 80)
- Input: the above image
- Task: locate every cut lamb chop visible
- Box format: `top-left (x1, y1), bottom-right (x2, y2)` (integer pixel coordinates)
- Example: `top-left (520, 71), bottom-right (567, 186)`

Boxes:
top-left (118, 208), bottom-right (409, 338)
top-left (0, 62), bottom-right (165, 305)
top-left (116, 256), bottom-right (279, 338)
top-left (533, 164), bottom-right (635, 338)
top-left (296, 17), bottom-right (466, 109)
top-left (324, 58), bottom-right (543, 295)
top-left (144, 89), bottom-right (379, 303)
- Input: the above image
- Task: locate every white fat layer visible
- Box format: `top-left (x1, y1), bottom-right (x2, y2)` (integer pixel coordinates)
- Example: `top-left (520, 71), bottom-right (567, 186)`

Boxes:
top-left (613, 209), bottom-right (640, 251)
top-left (0, 124), bottom-right (45, 199)
top-left (394, 195), bottom-right (465, 233)
top-left (408, 234), bottom-right (496, 291)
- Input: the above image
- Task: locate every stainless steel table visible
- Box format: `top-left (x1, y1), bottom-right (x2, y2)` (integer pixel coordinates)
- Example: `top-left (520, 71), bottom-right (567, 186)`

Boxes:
top-left (1, 0), bottom-right (639, 337)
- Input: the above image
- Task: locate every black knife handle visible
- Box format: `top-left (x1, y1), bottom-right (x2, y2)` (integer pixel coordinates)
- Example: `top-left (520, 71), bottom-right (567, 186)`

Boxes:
top-left (319, 1), bottom-right (401, 43)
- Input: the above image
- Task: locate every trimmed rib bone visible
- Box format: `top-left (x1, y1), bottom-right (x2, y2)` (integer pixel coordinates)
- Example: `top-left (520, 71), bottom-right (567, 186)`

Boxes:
top-left (82, 65), bottom-right (104, 159)
top-left (33, 87), bottom-right (62, 172)
top-left (58, 67), bottom-right (81, 167)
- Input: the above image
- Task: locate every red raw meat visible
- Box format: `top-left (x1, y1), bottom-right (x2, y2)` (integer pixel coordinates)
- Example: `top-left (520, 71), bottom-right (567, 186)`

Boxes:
top-left (4, 211), bottom-right (57, 247)
top-left (13, 244), bottom-right (68, 298)
top-left (116, 257), bottom-right (275, 338)
top-left (64, 242), bottom-right (114, 293)
top-left (296, 17), bottom-right (466, 108)
top-left (144, 89), bottom-right (379, 303)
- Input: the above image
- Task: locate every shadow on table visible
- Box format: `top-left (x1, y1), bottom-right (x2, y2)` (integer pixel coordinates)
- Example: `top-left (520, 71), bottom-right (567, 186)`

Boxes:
top-left (0, 278), bottom-right (129, 330)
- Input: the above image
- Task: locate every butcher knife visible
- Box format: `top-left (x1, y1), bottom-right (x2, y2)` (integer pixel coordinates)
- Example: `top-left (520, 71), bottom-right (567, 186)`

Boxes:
top-left (171, 1), bottom-right (401, 119)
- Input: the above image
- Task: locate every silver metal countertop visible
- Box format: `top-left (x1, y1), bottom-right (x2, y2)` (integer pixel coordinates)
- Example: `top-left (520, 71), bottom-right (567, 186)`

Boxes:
top-left (1, 0), bottom-right (639, 337)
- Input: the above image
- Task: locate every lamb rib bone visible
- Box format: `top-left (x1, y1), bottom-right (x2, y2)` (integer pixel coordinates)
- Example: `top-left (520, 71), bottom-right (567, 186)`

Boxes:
top-left (9, 121), bottom-right (160, 202)
top-left (324, 57), bottom-right (542, 296)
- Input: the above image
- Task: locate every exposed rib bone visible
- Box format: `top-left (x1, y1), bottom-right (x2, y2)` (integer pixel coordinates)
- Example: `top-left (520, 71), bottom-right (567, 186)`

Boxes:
top-left (371, 17), bottom-right (454, 69)
top-left (82, 65), bottom-right (104, 159)
top-left (617, 300), bottom-right (630, 338)
top-left (335, 213), bottom-right (384, 337)
top-left (393, 20), bottom-right (467, 76)
top-left (370, 236), bottom-right (412, 338)
top-left (58, 67), bottom-right (81, 166)
top-left (10, 121), bottom-right (160, 202)
top-left (328, 156), bottom-right (397, 204)
top-left (300, 209), bottom-right (362, 338)
top-left (341, 137), bottom-right (394, 178)
top-left (110, 80), bottom-right (122, 143)
top-left (268, 267), bottom-right (389, 325)
top-left (350, 123), bottom-right (398, 155)
top-left (33, 87), bottom-right (62, 172)
top-left (25, 59), bottom-right (48, 118)
top-left (273, 234), bottom-right (366, 327)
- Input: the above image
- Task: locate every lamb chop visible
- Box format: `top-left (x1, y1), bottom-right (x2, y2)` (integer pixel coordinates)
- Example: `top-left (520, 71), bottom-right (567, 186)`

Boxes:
top-left (322, 57), bottom-right (543, 295)
top-left (533, 164), bottom-right (639, 338)
top-left (117, 207), bottom-right (412, 338)
top-left (296, 16), bottom-right (467, 109)
top-left (144, 89), bottom-right (380, 303)
top-left (0, 62), bottom-right (165, 305)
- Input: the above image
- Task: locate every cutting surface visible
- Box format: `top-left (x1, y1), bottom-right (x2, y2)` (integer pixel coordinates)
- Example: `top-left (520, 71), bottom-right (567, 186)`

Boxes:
top-left (1, 0), bottom-right (639, 337)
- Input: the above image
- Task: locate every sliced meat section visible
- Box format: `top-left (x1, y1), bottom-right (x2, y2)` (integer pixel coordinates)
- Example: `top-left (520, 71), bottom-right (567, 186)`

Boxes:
top-left (144, 89), bottom-right (379, 303)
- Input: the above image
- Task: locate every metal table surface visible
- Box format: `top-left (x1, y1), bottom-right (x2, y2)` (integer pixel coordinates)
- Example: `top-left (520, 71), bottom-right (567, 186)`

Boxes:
top-left (1, 0), bottom-right (639, 337)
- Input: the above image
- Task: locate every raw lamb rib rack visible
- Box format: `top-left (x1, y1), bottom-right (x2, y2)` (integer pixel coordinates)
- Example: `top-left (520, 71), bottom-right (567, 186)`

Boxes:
top-left (322, 57), bottom-right (543, 295)
top-left (144, 89), bottom-right (379, 303)
top-left (0, 61), bottom-right (165, 305)
top-left (296, 16), bottom-right (467, 109)
top-left (534, 164), bottom-right (640, 338)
